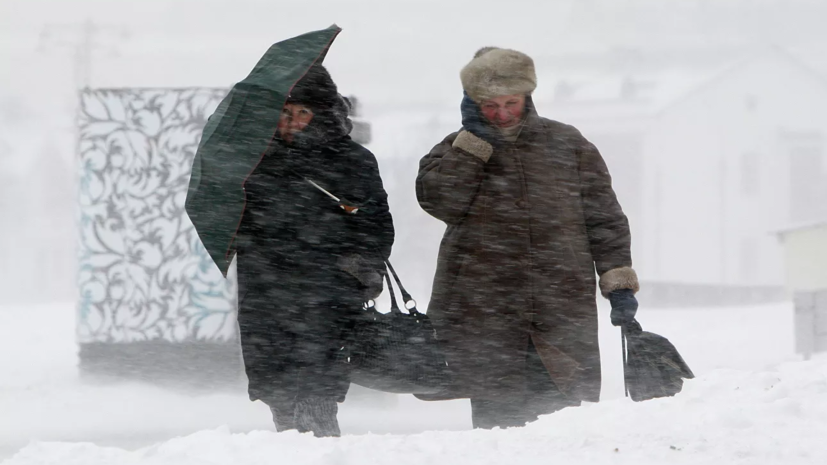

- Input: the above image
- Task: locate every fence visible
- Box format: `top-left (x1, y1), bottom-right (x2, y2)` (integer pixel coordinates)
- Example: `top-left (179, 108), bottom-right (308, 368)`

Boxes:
top-left (77, 88), bottom-right (242, 386)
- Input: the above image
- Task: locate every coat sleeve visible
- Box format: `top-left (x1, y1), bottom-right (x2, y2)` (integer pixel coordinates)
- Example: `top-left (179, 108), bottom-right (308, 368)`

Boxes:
top-left (347, 146), bottom-right (395, 264)
top-left (416, 133), bottom-right (488, 225)
top-left (575, 129), bottom-right (640, 298)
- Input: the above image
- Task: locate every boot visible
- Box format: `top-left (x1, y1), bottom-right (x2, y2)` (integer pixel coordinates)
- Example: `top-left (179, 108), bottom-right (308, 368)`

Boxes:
top-left (268, 399), bottom-right (298, 432)
top-left (294, 396), bottom-right (341, 437)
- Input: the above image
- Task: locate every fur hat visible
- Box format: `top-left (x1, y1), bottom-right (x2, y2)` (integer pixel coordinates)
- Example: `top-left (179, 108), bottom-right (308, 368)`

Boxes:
top-left (460, 47), bottom-right (537, 103)
top-left (286, 65), bottom-right (339, 112)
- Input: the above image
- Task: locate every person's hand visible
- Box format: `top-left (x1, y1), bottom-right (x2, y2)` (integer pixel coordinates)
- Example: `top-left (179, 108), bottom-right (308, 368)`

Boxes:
top-left (460, 92), bottom-right (497, 143)
top-left (453, 92), bottom-right (496, 162)
top-left (337, 254), bottom-right (383, 300)
top-left (609, 289), bottom-right (638, 327)
top-left (337, 197), bottom-right (361, 215)
top-left (360, 270), bottom-right (384, 301)
top-left (339, 204), bottom-right (359, 214)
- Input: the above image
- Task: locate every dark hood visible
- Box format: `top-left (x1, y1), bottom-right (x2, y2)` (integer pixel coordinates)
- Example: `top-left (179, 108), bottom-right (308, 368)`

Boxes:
top-left (287, 94), bottom-right (353, 149)
top-left (283, 65), bottom-right (353, 149)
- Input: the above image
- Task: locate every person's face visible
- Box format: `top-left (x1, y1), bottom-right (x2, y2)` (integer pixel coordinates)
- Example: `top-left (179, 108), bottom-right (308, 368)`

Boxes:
top-left (479, 94), bottom-right (526, 128)
top-left (278, 103), bottom-right (314, 143)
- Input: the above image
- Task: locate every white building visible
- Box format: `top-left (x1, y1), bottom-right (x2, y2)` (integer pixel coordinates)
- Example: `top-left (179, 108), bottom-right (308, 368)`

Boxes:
top-left (776, 220), bottom-right (827, 294)
top-left (537, 49), bottom-right (827, 289)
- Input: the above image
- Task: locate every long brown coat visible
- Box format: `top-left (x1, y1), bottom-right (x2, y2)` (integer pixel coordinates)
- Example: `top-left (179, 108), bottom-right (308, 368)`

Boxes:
top-left (416, 108), bottom-right (635, 402)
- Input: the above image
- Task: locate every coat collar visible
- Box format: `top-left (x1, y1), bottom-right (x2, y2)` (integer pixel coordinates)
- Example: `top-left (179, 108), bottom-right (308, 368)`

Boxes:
top-left (512, 103), bottom-right (545, 147)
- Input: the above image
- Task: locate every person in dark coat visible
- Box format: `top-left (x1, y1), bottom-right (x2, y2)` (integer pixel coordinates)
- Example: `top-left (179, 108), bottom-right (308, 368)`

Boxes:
top-left (235, 65), bottom-right (394, 437)
top-left (416, 47), bottom-right (640, 429)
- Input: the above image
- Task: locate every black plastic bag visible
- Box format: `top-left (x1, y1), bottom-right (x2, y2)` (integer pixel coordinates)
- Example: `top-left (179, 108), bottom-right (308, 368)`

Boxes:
top-left (622, 319), bottom-right (695, 402)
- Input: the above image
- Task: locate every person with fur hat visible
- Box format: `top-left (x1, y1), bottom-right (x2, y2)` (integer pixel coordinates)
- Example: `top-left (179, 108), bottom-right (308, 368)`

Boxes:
top-left (235, 65), bottom-right (394, 437)
top-left (416, 48), bottom-right (639, 428)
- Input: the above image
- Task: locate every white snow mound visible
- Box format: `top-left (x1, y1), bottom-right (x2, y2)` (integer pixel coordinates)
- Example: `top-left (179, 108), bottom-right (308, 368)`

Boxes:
top-left (5, 358), bottom-right (827, 465)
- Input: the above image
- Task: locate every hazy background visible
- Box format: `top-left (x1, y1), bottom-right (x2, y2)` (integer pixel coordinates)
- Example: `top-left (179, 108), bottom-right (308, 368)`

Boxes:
top-left (3, 0), bottom-right (827, 305)
top-left (1, 0), bottom-right (827, 457)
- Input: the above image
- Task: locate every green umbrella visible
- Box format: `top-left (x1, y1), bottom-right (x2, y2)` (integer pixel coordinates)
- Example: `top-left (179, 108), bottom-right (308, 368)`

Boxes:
top-left (185, 25), bottom-right (342, 277)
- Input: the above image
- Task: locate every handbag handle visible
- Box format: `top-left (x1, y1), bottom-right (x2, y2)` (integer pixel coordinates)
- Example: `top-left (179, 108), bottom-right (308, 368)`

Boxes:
top-left (385, 261), bottom-right (417, 311)
top-left (373, 260), bottom-right (420, 315)
top-left (382, 269), bottom-right (402, 314)
top-left (620, 318), bottom-right (644, 399)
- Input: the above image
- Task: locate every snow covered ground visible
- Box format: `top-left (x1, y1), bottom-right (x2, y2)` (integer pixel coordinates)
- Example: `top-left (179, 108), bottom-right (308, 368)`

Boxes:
top-left (8, 358), bottom-right (827, 465)
top-left (3, 300), bottom-right (824, 464)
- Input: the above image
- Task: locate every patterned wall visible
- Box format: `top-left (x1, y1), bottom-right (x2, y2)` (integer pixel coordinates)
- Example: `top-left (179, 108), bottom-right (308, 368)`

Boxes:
top-left (77, 88), bottom-right (238, 344)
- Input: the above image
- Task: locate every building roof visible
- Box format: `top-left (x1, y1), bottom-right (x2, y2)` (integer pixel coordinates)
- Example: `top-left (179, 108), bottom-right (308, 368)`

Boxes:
top-left (533, 47), bottom-right (827, 123)
top-left (775, 219), bottom-right (827, 237)
top-left (534, 68), bottom-right (720, 120)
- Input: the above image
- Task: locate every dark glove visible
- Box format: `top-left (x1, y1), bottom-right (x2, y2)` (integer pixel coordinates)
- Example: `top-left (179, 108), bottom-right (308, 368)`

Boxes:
top-left (460, 92), bottom-right (499, 143)
top-left (360, 270), bottom-right (384, 301)
top-left (609, 289), bottom-right (638, 327)
top-left (337, 254), bottom-right (384, 301)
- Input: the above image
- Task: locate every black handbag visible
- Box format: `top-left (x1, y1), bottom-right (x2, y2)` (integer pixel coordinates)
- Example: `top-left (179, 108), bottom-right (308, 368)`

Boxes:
top-left (622, 319), bottom-right (695, 402)
top-left (344, 261), bottom-right (450, 394)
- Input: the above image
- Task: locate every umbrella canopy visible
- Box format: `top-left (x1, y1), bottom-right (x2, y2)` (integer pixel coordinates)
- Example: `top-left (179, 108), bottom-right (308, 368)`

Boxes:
top-left (622, 319), bottom-right (695, 402)
top-left (185, 25), bottom-right (342, 277)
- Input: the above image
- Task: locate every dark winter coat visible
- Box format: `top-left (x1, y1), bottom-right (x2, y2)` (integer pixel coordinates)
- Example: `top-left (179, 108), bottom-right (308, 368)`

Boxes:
top-left (416, 106), bottom-right (633, 402)
top-left (236, 114), bottom-right (394, 403)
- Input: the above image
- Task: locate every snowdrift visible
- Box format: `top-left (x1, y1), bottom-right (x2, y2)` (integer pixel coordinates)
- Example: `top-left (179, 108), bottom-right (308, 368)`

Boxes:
top-left (6, 357), bottom-right (826, 465)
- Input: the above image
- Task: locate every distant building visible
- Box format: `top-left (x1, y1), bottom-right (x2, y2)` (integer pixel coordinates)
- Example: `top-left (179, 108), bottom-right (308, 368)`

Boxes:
top-left (0, 132), bottom-right (75, 304)
top-left (776, 220), bottom-right (827, 294)
top-left (538, 49), bottom-right (827, 290)
top-left (777, 220), bottom-right (827, 359)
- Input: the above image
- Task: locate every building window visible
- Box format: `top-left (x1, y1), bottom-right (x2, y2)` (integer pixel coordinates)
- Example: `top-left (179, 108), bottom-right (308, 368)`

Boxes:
top-left (588, 133), bottom-right (643, 230)
top-left (740, 151), bottom-right (760, 196)
top-left (786, 134), bottom-right (826, 223)
top-left (739, 238), bottom-right (758, 282)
